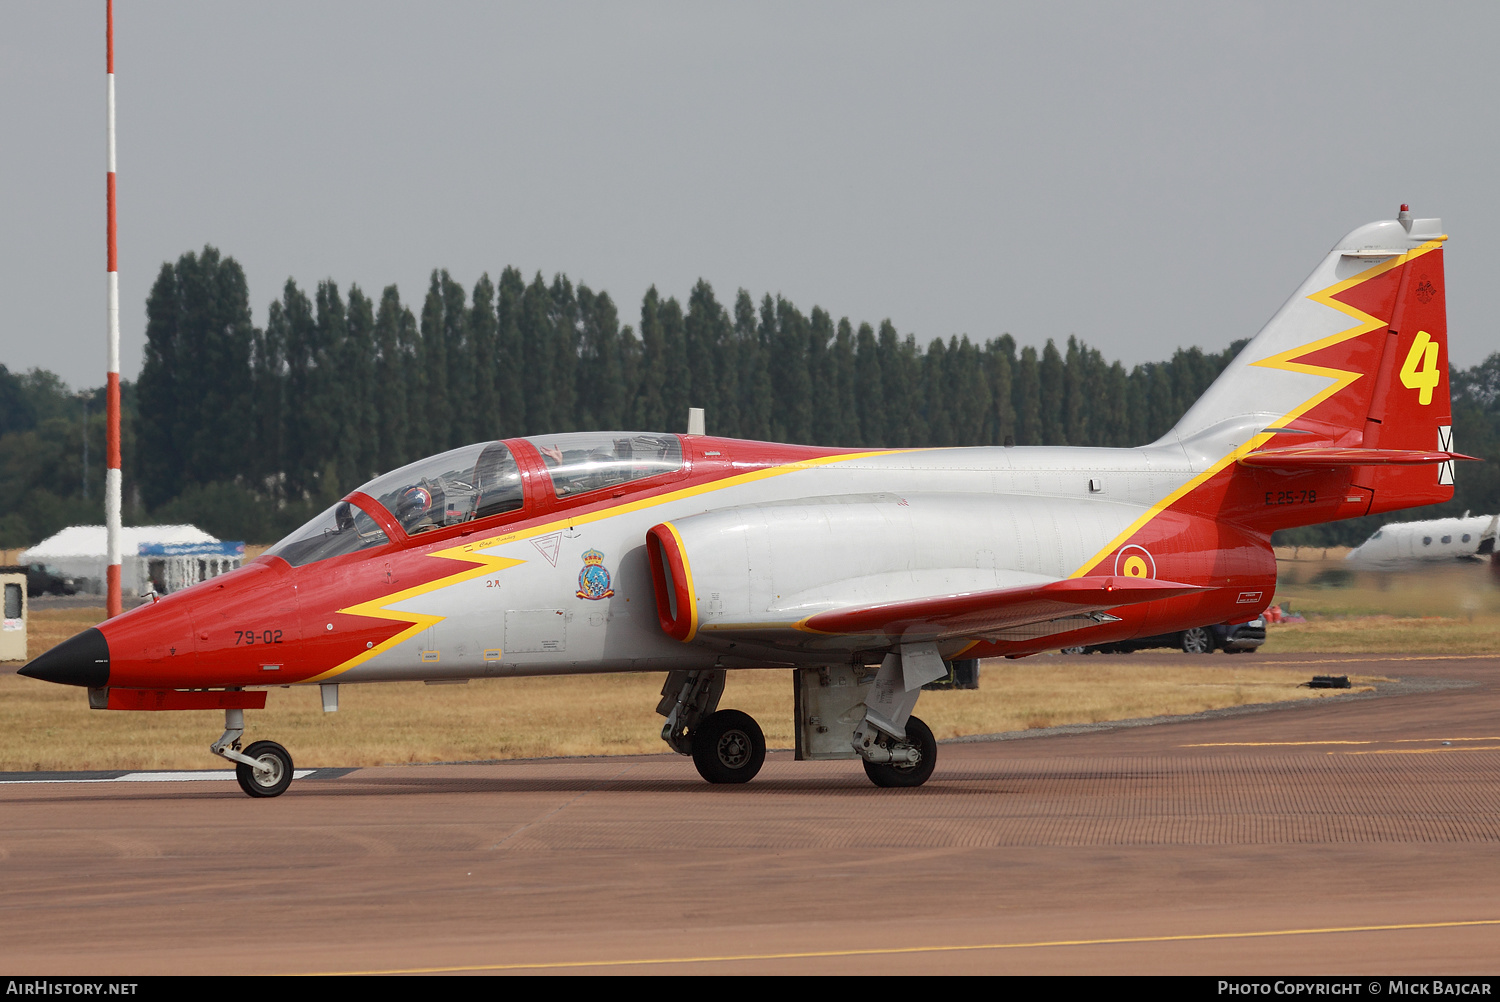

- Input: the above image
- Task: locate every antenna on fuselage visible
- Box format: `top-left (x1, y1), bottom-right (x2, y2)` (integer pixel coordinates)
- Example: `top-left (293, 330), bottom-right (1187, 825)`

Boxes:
top-left (687, 407), bottom-right (705, 436)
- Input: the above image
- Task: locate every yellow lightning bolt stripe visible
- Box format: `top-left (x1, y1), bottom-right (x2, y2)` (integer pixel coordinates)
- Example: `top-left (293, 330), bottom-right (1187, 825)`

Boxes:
top-left (305, 552), bottom-right (527, 683)
top-left (309, 449), bottom-right (907, 680)
top-left (1067, 239), bottom-right (1444, 580)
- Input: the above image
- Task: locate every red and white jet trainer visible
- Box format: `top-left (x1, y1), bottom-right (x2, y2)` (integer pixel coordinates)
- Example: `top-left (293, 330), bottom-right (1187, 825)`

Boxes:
top-left (23, 207), bottom-right (1471, 797)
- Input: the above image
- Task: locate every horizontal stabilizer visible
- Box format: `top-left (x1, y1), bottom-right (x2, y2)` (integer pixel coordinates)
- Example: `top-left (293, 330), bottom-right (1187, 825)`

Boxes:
top-left (1237, 447), bottom-right (1478, 469)
top-left (803, 576), bottom-right (1206, 641)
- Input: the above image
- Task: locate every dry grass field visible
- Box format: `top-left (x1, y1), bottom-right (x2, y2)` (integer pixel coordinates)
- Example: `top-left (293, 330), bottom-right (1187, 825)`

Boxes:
top-left (1265, 551), bottom-right (1500, 654)
top-left (3, 603), bottom-right (1375, 772)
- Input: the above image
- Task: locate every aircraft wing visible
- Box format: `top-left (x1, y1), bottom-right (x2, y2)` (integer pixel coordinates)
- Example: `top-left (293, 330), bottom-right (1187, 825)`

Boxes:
top-left (800, 576), bottom-right (1206, 641)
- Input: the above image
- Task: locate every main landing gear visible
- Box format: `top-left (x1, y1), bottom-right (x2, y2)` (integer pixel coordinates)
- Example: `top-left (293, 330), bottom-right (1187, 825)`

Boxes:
top-left (211, 708), bottom-right (295, 798)
top-left (658, 669), bottom-right (769, 784)
top-left (657, 659), bottom-right (943, 789)
top-left (691, 709), bottom-right (767, 784)
top-left (857, 714), bottom-right (937, 788)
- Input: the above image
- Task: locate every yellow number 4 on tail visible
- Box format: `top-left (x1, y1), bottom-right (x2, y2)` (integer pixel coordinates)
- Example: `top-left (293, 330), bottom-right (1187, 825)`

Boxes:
top-left (1400, 330), bottom-right (1440, 405)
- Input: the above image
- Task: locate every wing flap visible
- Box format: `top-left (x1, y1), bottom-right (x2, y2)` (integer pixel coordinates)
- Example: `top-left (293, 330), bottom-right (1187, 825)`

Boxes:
top-left (801, 576), bottom-right (1206, 640)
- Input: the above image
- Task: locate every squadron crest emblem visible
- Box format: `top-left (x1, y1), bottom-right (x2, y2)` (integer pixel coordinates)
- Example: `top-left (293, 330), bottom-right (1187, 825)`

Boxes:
top-left (576, 549), bottom-right (615, 600)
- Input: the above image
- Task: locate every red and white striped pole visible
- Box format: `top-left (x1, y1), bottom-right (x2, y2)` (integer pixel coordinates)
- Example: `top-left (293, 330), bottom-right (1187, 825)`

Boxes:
top-left (105, 0), bottom-right (122, 619)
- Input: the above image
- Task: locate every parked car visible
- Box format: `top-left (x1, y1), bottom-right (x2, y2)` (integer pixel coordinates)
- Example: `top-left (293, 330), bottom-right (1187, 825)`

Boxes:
top-left (25, 563), bottom-right (78, 598)
top-left (1062, 616), bottom-right (1266, 655)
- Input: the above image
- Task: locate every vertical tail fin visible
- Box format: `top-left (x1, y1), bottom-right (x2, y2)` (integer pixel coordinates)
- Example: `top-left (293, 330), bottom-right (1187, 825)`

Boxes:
top-left (1168, 207), bottom-right (1453, 516)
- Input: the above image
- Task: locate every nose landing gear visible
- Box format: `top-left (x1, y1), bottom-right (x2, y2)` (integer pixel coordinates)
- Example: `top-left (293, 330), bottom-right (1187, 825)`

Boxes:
top-left (211, 707), bottom-right (295, 798)
top-left (235, 741), bottom-right (294, 798)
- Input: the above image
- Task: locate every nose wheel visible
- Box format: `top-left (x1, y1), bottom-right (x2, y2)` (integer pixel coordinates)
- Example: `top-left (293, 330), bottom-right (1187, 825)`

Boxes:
top-left (235, 740), bottom-right (294, 798)
top-left (211, 708), bottom-right (296, 798)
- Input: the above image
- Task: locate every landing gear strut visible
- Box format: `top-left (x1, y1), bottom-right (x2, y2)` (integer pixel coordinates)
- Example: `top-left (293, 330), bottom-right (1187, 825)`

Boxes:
top-left (861, 715), bottom-right (937, 788)
top-left (211, 707), bottom-right (295, 798)
top-left (850, 644), bottom-right (946, 788)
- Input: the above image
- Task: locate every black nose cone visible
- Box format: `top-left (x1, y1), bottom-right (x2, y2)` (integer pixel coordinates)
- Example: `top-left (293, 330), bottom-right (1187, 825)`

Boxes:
top-left (20, 627), bottom-right (110, 688)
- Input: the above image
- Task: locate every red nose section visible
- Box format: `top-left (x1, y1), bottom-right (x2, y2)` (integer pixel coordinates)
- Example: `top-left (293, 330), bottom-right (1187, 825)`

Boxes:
top-left (96, 559), bottom-right (299, 688)
top-left (95, 591), bottom-right (201, 688)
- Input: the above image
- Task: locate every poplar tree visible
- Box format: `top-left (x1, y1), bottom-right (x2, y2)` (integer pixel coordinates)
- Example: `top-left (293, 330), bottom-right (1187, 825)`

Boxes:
top-left (950, 336), bottom-right (990, 447)
top-left (685, 281), bottom-right (723, 429)
top-left (344, 285), bottom-right (378, 486)
top-left (578, 285), bottom-right (624, 430)
top-left (659, 295), bottom-right (688, 431)
top-left (736, 291), bottom-right (772, 441)
top-left (278, 279), bottom-right (319, 499)
top-left (633, 287), bottom-right (666, 430)
top-left (399, 293), bottom-right (427, 465)
top-left (832, 318), bottom-right (858, 446)
top-left (715, 294), bottom-right (742, 439)
top-left (420, 272), bottom-right (450, 453)
top-left (136, 247), bottom-right (254, 505)
top-left (1014, 345), bottom-right (1042, 445)
top-left (1063, 335), bottom-right (1087, 446)
top-left (854, 321), bottom-right (883, 447)
top-left (494, 267), bottom-right (526, 437)
top-left (441, 270), bottom-right (472, 448)
top-left (136, 262), bottom-right (184, 507)
top-left (985, 335), bottom-right (1017, 446)
top-left (1039, 339), bottom-right (1066, 445)
top-left (876, 320), bottom-right (908, 447)
top-left (373, 285), bottom-right (409, 472)
top-left (249, 305), bottom-right (285, 493)
top-left (1102, 361), bottom-right (1129, 446)
top-left (469, 274), bottom-right (498, 440)
top-left (549, 275), bottom-right (579, 434)
top-left (311, 280), bottom-right (349, 501)
top-left (923, 338), bottom-right (953, 447)
top-left (771, 298), bottom-right (811, 443)
top-left (519, 273), bottom-right (555, 434)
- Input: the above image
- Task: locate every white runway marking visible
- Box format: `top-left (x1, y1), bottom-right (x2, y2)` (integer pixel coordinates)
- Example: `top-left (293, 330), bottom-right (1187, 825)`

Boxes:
top-left (0, 770), bottom-right (318, 784)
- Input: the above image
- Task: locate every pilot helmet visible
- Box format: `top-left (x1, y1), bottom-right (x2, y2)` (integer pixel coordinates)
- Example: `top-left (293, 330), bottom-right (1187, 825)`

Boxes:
top-left (395, 485), bottom-right (433, 525)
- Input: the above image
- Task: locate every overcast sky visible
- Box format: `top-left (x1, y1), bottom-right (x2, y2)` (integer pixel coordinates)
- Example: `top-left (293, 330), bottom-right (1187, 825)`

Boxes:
top-left (3, 2), bottom-right (1496, 391)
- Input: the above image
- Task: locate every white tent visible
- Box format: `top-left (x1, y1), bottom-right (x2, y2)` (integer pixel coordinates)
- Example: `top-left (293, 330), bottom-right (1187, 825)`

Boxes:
top-left (22, 525), bottom-right (244, 596)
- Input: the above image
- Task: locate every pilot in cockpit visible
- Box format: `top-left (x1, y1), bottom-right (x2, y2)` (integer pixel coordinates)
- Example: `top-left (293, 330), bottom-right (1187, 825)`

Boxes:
top-left (394, 483), bottom-right (439, 534)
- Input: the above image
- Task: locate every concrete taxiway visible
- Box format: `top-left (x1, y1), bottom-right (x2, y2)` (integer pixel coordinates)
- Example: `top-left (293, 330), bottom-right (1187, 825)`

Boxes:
top-left (1, 653), bottom-right (1497, 975)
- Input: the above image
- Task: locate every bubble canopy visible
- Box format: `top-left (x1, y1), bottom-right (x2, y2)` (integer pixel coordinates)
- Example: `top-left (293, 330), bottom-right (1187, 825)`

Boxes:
top-left (358, 441), bottom-right (523, 534)
top-left (265, 442), bottom-right (523, 567)
top-left (263, 435), bottom-right (684, 568)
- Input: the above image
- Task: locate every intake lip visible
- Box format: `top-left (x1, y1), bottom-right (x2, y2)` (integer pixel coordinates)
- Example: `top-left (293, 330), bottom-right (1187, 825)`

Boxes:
top-left (19, 627), bottom-right (110, 688)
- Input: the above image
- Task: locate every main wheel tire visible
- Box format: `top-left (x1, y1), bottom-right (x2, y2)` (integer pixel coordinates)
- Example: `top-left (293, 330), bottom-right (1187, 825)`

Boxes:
top-left (863, 715), bottom-right (937, 789)
top-left (691, 709), bottom-right (766, 784)
top-left (1180, 627), bottom-right (1214, 654)
top-left (235, 740), bottom-right (294, 798)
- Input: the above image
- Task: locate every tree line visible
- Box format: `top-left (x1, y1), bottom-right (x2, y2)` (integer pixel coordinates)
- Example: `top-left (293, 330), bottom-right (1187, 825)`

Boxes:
top-left (1, 244), bottom-right (1496, 547)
